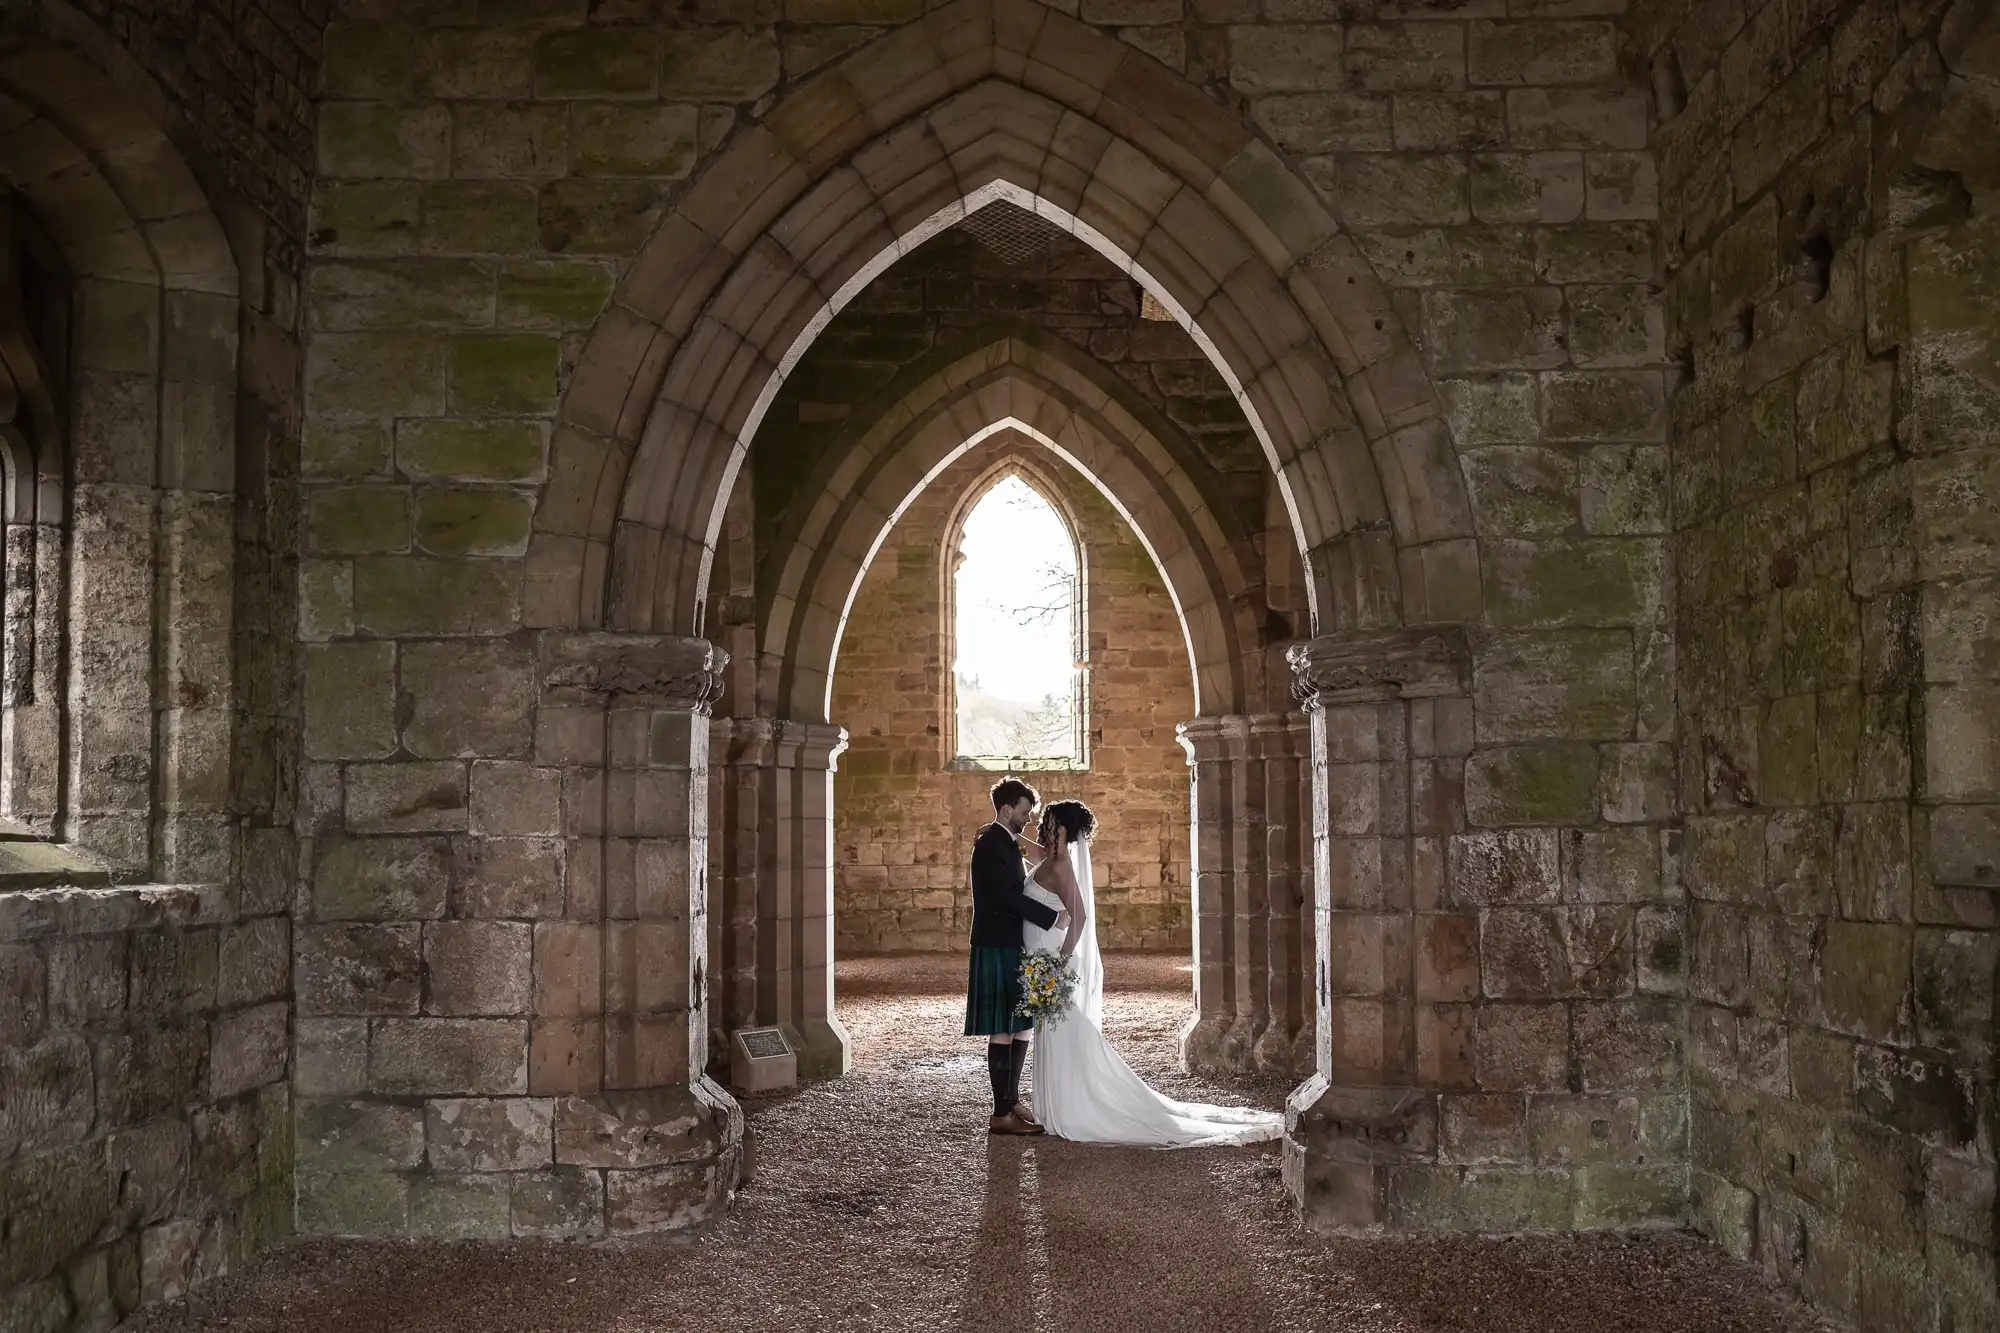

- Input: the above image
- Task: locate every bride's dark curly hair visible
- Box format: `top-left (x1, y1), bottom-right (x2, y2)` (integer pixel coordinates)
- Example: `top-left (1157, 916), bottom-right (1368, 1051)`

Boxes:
top-left (1036, 799), bottom-right (1096, 847)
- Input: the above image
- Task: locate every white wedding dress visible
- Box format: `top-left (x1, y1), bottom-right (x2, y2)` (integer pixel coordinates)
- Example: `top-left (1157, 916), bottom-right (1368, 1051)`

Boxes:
top-left (1023, 844), bottom-right (1283, 1148)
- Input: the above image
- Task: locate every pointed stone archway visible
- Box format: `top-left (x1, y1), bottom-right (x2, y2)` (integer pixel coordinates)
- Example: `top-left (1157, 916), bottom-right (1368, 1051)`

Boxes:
top-left (541, 1), bottom-right (1485, 1230)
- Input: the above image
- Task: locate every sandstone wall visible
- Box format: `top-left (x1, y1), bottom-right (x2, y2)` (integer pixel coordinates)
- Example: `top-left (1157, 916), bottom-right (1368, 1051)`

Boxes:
top-left (830, 441), bottom-right (1195, 956)
top-left (1627, 0), bottom-right (2000, 1328)
top-left (0, 2), bottom-right (319, 1329)
top-left (297, 0), bottom-right (1694, 1240)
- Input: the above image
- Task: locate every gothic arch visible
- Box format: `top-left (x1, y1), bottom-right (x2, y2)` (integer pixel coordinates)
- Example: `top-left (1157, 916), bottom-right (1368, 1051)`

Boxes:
top-left (532, 0), bottom-right (1479, 642)
top-left (764, 337), bottom-right (1260, 723)
top-left (0, 36), bottom-right (240, 879)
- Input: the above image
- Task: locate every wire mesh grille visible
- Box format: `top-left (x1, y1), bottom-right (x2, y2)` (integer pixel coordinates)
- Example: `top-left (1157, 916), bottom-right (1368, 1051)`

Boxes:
top-left (957, 201), bottom-right (1062, 266)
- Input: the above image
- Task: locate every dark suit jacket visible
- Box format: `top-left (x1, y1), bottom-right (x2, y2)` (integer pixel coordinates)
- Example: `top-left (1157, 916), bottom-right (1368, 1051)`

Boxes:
top-left (969, 822), bottom-right (1059, 948)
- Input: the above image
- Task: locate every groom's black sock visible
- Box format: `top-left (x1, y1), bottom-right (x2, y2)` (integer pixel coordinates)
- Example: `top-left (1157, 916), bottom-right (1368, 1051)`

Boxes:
top-left (1008, 1038), bottom-right (1030, 1111)
top-left (987, 1042), bottom-right (1011, 1117)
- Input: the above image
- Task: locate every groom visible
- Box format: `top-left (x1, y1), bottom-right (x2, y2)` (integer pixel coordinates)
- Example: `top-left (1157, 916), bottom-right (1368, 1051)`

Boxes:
top-left (966, 777), bottom-right (1069, 1136)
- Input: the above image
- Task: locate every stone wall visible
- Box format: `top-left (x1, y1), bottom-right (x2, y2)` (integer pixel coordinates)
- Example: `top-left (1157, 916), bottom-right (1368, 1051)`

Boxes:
top-left (0, 3), bottom-right (319, 1328)
top-left (830, 440), bottom-right (1195, 956)
top-left (1627, 1), bottom-right (2000, 1328)
top-left (758, 223), bottom-right (1265, 565)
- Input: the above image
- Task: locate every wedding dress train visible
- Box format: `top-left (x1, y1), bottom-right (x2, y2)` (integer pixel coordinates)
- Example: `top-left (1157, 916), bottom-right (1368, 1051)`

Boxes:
top-left (1023, 844), bottom-right (1283, 1148)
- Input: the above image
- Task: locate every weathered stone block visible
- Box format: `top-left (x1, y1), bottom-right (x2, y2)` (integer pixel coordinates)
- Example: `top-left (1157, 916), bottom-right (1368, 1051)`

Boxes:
top-left (453, 837), bottom-right (565, 920)
top-left (511, 1168), bottom-right (604, 1238)
top-left (1468, 21), bottom-right (1617, 87)
top-left (450, 335), bottom-right (560, 415)
top-left (469, 763), bottom-right (563, 837)
top-left (400, 640), bottom-right (535, 760)
top-left (571, 105), bottom-right (700, 178)
top-left (1448, 829), bottom-right (1560, 905)
top-left (420, 182), bottom-right (540, 255)
top-left (306, 486), bottom-right (410, 556)
top-left (309, 261), bottom-right (495, 333)
top-left (1228, 25), bottom-right (1344, 94)
top-left (1506, 89), bottom-right (1646, 150)
top-left (353, 557), bottom-right (522, 637)
top-left (415, 489), bottom-right (534, 557)
top-left (346, 764), bottom-right (469, 835)
top-left (415, 28), bottom-right (535, 99)
top-left (451, 103), bottom-right (569, 181)
top-left (1567, 284), bottom-right (1664, 367)
top-left (1575, 999), bottom-right (1679, 1093)
top-left (604, 1161), bottom-right (724, 1234)
top-left (398, 419), bottom-right (546, 483)
top-left (210, 1003), bottom-right (289, 1099)
top-left (1464, 744), bottom-right (1598, 827)
top-left (1580, 447), bottom-right (1667, 535)
top-left (297, 925), bottom-right (423, 1017)
top-left (497, 263), bottom-right (615, 332)
top-left (1597, 743), bottom-right (1674, 824)
top-left (1470, 153), bottom-right (1584, 225)
top-left (1563, 826), bottom-right (1661, 905)
top-left (314, 837), bottom-right (450, 921)
top-left (318, 103), bottom-right (452, 180)
top-left (539, 180), bottom-right (669, 255)
top-left (370, 1018), bottom-right (528, 1096)
top-left (661, 26), bottom-right (779, 98)
top-left (535, 28), bottom-right (660, 98)
top-left (424, 921), bottom-right (532, 1016)
top-left (1474, 630), bottom-right (1634, 743)
top-left (426, 1097), bottom-right (554, 1172)
top-left (296, 1099), bottom-right (425, 1173)
top-left (306, 334), bottom-right (448, 417)
top-left (1423, 288), bottom-right (1567, 373)
top-left (407, 1173), bottom-right (512, 1240)
top-left (1252, 93), bottom-right (1393, 155)
top-left (296, 1018), bottom-right (370, 1097)
top-left (1820, 921), bottom-right (1911, 1040)
top-left (1460, 448), bottom-right (1576, 537)
top-left (1336, 155), bottom-right (1470, 228)
top-left (1483, 537), bottom-right (1663, 629)
top-left (1344, 22), bottom-right (1464, 92)
top-left (1573, 1166), bottom-right (1686, 1227)
top-left (0, 1034), bottom-right (94, 1158)
top-left (295, 1171), bottom-right (407, 1237)
top-left (1475, 1003), bottom-right (1568, 1092)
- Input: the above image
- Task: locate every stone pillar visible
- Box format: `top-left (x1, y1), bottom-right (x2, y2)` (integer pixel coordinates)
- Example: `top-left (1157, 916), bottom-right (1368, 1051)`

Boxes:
top-left (1282, 628), bottom-right (1469, 1233)
top-left (756, 720), bottom-right (849, 1078)
top-left (1251, 712), bottom-right (1314, 1079)
top-left (1178, 712), bottom-right (1314, 1077)
top-left (706, 715), bottom-right (773, 1072)
top-left (533, 632), bottom-right (742, 1236)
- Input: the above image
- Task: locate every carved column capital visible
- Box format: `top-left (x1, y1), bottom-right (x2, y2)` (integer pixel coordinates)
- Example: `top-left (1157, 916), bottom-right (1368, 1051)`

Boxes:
top-left (538, 632), bottom-right (728, 713)
top-left (773, 719), bottom-right (848, 771)
top-left (1176, 713), bottom-right (1254, 763)
top-left (1287, 628), bottom-right (1470, 708)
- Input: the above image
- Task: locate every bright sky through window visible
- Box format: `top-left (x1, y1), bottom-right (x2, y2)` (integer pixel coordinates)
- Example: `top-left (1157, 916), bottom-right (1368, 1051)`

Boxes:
top-left (954, 474), bottom-right (1081, 766)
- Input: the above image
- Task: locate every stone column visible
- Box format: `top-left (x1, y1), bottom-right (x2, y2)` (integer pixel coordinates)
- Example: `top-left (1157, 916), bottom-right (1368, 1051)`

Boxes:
top-left (1250, 712), bottom-right (1314, 1079)
top-left (706, 715), bottom-right (773, 1072)
top-left (533, 632), bottom-right (742, 1236)
top-left (756, 720), bottom-right (849, 1078)
top-left (1282, 628), bottom-right (1469, 1232)
top-left (1177, 715), bottom-right (1258, 1074)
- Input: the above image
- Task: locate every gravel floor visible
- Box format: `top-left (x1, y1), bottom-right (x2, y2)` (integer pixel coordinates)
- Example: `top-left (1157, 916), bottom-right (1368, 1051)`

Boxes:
top-left (128, 953), bottom-right (1832, 1333)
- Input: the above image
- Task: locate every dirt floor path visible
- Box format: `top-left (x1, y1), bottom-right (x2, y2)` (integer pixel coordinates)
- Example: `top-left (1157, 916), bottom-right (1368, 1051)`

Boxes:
top-left (127, 954), bottom-right (1832, 1333)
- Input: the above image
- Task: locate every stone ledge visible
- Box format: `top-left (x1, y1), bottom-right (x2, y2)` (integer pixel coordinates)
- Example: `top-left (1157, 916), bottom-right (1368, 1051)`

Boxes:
top-left (0, 881), bottom-right (226, 942)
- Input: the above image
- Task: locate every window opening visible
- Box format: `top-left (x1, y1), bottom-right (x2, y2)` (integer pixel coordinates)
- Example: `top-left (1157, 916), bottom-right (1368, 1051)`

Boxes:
top-left (951, 473), bottom-right (1084, 770)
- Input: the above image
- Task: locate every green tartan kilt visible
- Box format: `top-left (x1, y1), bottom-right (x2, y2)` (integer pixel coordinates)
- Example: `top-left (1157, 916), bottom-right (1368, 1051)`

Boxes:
top-left (964, 946), bottom-right (1031, 1036)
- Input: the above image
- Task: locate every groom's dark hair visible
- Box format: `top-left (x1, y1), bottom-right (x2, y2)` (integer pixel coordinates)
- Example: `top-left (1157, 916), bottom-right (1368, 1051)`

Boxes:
top-left (990, 777), bottom-right (1038, 812)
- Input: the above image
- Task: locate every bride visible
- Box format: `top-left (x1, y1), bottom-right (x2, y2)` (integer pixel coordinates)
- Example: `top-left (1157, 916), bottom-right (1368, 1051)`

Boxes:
top-left (1020, 799), bottom-right (1283, 1148)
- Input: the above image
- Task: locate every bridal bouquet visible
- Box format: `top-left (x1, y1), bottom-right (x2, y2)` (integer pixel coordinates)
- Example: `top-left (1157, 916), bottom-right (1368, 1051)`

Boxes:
top-left (1016, 949), bottom-right (1078, 1027)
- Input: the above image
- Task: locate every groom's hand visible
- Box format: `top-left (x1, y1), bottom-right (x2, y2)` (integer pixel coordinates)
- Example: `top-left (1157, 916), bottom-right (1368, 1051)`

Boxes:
top-left (1054, 909), bottom-right (1072, 930)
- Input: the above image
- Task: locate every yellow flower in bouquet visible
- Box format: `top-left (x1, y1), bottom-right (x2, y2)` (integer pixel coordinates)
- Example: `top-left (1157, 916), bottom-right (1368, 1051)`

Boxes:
top-left (1016, 949), bottom-right (1078, 1027)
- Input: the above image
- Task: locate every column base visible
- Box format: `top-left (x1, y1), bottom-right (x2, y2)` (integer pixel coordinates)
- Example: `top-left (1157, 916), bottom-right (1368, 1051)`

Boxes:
top-left (1252, 1019), bottom-right (1305, 1079)
top-left (1282, 1075), bottom-right (1439, 1233)
top-left (786, 1015), bottom-right (853, 1080)
top-left (1178, 1009), bottom-right (1232, 1074)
